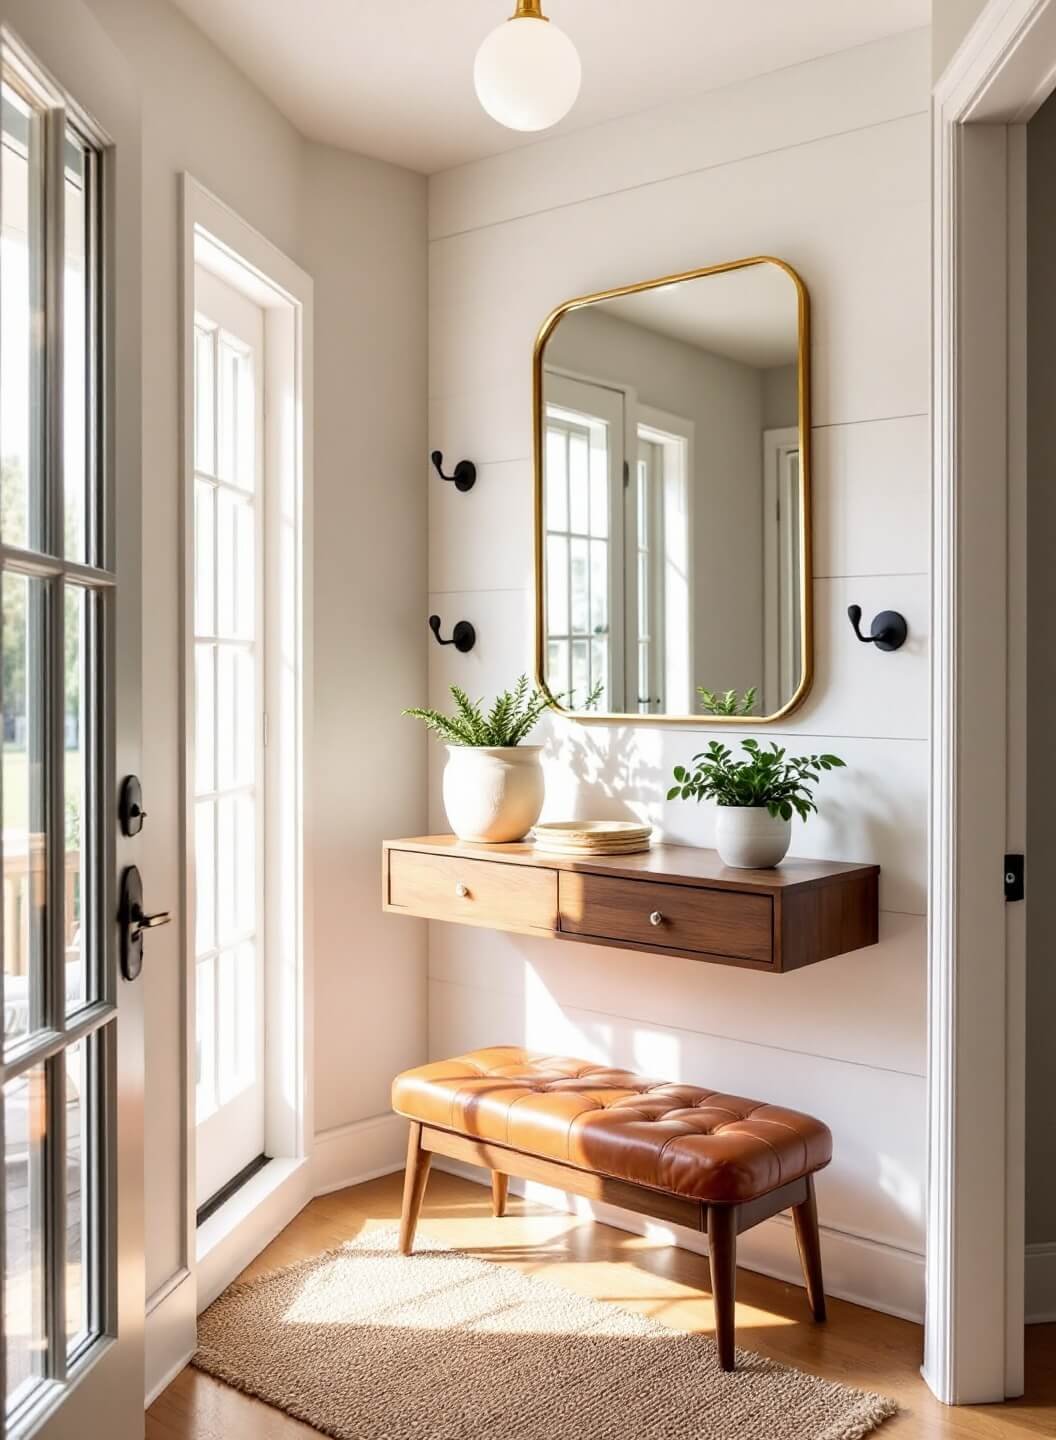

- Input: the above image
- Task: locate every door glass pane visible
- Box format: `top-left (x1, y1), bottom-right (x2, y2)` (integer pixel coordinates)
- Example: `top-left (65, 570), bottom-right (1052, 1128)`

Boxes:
top-left (568, 431), bottom-right (589, 533)
top-left (5, 1063), bottom-right (46, 1413)
top-left (218, 338), bottom-right (254, 492)
top-left (194, 326), bottom-right (216, 477)
top-left (65, 1037), bottom-right (92, 1353)
top-left (544, 427), bottom-right (567, 531)
top-left (216, 488), bottom-right (254, 641)
top-left (545, 534), bottom-right (568, 637)
top-left (195, 801), bottom-right (215, 955)
top-left (589, 539), bottom-right (608, 637)
top-left (194, 480), bottom-right (215, 634)
top-left (196, 955), bottom-right (216, 1122)
top-left (571, 638), bottom-right (589, 701)
top-left (65, 585), bottom-right (92, 1014)
top-left (64, 132), bottom-right (88, 562)
top-left (570, 537), bottom-right (589, 635)
top-left (547, 638), bottom-right (567, 696)
top-left (1, 83), bottom-right (44, 552)
top-left (3, 572), bottom-right (47, 1049)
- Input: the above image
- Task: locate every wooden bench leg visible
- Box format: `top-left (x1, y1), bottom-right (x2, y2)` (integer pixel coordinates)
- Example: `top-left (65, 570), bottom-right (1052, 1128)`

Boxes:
top-left (398, 1121), bottom-right (433, 1255)
top-left (491, 1171), bottom-right (509, 1218)
top-left (707, 1204), bottom-right (738, 1372)
top-left (791, 1174), bottom-right (827, 1322)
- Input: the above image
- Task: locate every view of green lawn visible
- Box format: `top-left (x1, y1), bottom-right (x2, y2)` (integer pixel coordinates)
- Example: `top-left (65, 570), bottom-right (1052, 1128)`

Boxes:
top-left (2, 750), bottom-right (83, 837)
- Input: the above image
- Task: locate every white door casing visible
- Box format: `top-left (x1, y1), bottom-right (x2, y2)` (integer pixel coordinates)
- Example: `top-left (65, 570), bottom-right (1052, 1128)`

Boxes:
top-left (929, 0), bottom-right (1056, 1405)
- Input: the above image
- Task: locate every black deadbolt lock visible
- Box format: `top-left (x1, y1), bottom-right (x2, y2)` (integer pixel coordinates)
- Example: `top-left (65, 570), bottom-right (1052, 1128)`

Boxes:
top-left (119, 775), bottom-right (147, 836)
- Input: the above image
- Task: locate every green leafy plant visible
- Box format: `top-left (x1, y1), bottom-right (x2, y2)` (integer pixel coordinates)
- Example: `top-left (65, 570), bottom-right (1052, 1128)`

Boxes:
top-left (697, 686), bottom-right (757, 716)
top-left (667, 738), bottom-right (845, 821)
top-left (404, 676), bottom-right (602, 747)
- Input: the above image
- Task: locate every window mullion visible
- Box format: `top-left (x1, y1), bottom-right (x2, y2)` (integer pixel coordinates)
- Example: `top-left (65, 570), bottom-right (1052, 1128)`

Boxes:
top-left (42, 101), bottom-right (69, 1385)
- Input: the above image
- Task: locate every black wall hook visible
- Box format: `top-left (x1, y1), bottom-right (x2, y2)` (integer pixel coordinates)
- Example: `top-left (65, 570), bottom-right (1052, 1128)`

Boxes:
top-left (431, 450), bottom-right (476, 493)
top-left (429, 614), bottom-right (476, 653)
top-left (847, 604), bottom-right (908, 652)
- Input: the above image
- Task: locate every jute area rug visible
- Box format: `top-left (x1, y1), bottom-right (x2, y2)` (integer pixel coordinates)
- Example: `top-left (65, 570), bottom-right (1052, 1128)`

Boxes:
top-left (194, 1226), bottom-right (898, 1440)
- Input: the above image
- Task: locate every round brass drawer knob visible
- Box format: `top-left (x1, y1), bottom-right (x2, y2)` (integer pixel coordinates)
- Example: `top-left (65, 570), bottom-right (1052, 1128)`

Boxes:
top-left (649, 910), bottom-right (663, 926)
top-left (455, 882), bottom-right (469, 898)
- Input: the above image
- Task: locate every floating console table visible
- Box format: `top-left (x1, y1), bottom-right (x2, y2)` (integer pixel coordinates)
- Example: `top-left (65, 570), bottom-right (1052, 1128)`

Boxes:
top-left (382, 836), bottom-right (879, 974)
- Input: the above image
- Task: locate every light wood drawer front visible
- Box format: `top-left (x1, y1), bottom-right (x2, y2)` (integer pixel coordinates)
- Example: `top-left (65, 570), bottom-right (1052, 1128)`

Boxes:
top-left (559, 872), bottom-right (773, 963)
top-left (388, 850), bottom-right (557, 931)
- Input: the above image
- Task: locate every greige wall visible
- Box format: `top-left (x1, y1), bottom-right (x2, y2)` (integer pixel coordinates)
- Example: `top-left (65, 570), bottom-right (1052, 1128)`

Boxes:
top-left (762, 363), bottom-right (798, 430)
top-left (1026, 91), bottom-right (1056, 1255)
top-left (85, 0), bottom-right (428, 1321)
top-left (546, 307), bottom-right (765, 699)
top-left (426, 28), bottom-right (931, 1320)
top-left (932, 0), bottom-right (990, 79)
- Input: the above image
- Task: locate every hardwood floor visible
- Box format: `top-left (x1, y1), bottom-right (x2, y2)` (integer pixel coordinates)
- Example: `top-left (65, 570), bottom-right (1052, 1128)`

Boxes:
top-left (147, 1169), bottom-right (1056, 1440)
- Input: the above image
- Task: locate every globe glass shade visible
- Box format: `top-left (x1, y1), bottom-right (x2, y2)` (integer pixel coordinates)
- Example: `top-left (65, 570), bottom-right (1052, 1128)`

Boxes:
top-left (473, 16), bottom-right (582, 132)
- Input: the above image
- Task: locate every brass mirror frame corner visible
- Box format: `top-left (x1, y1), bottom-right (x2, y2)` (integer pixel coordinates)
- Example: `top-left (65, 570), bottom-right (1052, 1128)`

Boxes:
top-left (531, 254), bottom-right (814, 727)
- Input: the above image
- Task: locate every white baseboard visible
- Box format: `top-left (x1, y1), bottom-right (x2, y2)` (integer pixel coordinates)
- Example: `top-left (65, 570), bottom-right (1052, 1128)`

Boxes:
top-left (197, 1156), bottom-right (313, 1312)
top-left (433, 1157), bottom-right (925, 1324)
top-left (1026, 1241), bottom-right (1056, 1323)
top-left (145, 1340), bottom-right (195, 1410)
top-left (312, 1112), bottom-right (407, 1196)
top-left (144, 1267), bottom-right (196, 1409)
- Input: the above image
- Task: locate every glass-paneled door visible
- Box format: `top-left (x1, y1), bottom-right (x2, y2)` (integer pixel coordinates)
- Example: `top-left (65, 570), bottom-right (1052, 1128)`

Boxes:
top-left (0, 10), bottom-right (145, 1438)
top-left (191, 265), bottom-right (266, 1212)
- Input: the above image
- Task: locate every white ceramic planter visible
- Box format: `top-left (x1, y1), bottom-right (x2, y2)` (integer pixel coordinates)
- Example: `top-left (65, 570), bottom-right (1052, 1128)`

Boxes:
top-left (715, 805), bottom-right (791, 869)
top-left (442, 745), bottom-right (545, 843)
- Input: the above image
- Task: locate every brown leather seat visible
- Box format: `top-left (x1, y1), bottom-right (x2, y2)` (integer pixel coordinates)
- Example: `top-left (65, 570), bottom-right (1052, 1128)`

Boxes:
top-left (392, 1045), bottom-right (831, 1205)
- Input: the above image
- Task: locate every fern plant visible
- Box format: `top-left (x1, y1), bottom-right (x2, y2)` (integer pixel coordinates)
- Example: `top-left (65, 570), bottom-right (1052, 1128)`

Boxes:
top-left (404, 676), bottom-right (601, 747)
top-left (698, 686), bottom-right (758, 717)
top-left (667, 738), bottom-right (845, 821)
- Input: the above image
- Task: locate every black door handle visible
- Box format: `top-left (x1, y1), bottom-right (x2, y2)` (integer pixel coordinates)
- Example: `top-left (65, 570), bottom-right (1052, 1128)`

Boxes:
top-left (119, 866), bottom-right (170, 981)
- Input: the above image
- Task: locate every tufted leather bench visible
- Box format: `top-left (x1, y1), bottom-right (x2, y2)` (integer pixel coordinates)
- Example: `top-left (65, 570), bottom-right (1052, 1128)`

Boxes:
top-left (392, 1045), bottom-right (832, 1370)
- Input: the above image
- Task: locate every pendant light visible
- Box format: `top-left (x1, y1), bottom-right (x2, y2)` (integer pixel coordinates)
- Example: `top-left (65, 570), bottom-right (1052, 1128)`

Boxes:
top-left (474, 0), bottom-right (582, 133)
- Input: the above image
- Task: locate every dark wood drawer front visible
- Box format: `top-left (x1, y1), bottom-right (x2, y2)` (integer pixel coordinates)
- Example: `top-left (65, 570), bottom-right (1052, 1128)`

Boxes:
top-left (388, 849), bottom-right (557, 932)
top-left (559, 871), bottom-right (773, 963)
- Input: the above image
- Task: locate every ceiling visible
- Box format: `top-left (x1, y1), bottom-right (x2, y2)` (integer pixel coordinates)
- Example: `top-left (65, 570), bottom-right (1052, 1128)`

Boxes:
top-left (602, 264), bottom-right (799, 369)
top-left (167, 0), bottom-right (930, 174)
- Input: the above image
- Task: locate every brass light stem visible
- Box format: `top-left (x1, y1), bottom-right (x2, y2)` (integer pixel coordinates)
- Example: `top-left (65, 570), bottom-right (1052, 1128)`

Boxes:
top-left (511, 0), bottom-right (549, 19)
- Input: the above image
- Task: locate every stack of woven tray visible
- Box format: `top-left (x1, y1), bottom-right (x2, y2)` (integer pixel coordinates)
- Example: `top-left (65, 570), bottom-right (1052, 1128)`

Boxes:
top-left (531, 820), bottom-right (652, 856)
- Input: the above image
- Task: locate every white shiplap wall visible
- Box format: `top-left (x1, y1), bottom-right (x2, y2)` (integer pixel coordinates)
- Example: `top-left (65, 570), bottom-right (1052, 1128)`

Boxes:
top-left (425, 30), bottom-right (930, 1319)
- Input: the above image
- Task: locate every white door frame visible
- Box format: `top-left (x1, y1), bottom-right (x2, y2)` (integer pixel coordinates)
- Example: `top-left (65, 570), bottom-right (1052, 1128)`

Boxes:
top-left (929, 0), bottom-right (1056, 1404)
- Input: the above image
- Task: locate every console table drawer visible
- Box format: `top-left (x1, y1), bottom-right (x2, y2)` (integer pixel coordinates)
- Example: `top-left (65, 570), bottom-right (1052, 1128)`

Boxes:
top-left (387, 849), bottom-right (557, 932)
top-left (559, 870), bottom-right (773, 964)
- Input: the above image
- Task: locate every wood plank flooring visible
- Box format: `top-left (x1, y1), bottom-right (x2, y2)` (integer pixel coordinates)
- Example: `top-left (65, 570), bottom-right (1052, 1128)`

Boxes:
top-left (146, 1169), bottom-right (1055, 1440)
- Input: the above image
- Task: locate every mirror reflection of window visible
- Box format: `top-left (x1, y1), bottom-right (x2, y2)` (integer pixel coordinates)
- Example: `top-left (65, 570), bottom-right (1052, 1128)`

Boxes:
top-left (538, 259), bottom-right (806, 720)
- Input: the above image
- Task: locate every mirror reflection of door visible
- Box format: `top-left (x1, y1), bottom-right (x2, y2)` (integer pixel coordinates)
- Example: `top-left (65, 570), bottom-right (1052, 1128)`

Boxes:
top-left (538, 259), bottom-right (807, 722)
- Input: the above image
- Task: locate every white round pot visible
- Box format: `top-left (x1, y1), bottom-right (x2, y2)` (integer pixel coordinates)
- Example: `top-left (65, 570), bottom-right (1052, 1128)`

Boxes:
top-left (715, 806), bottom-right (791, 869)
top-left (442, 745), bottom-right (545, 843)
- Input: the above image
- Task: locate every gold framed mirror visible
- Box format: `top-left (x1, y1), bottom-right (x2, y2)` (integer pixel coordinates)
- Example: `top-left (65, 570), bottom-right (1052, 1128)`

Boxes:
top-left (533, 255), bottom-right (812, 725)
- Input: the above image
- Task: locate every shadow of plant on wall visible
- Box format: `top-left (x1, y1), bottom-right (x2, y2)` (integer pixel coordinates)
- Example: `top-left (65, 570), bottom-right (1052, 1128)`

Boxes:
top-left (538, 716), bottom-right (666, 824)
